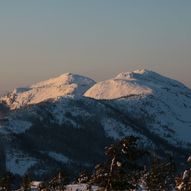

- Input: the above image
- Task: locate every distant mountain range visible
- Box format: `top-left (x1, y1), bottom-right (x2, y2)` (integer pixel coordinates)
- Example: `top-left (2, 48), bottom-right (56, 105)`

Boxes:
top-left (0, 69), bottom-right (191, 178)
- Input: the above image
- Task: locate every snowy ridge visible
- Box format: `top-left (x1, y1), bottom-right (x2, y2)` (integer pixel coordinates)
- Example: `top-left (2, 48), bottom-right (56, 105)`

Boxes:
top-left (84, 69), bottom-right (189, 100)
top-left (0, 73), bottom-right (95, 109)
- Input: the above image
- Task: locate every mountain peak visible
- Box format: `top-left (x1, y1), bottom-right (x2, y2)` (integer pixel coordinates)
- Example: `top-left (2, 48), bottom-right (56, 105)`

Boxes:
top-left (84, 69), bottom-right (190, 100)
top-left (115, 69), bottom-right (151, 80)
top-left (31, 72), bottom-right (95, 88)
top-left (0, 73), bottom-right (95, 109)
top-left (115, 69), bottom-right (168, 81)
top-left (84, 69), bottom-right (155, 100)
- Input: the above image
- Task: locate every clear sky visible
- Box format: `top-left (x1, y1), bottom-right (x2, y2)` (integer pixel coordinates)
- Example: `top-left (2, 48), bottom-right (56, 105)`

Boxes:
top-left (0, 0), bottom-right (191, 94)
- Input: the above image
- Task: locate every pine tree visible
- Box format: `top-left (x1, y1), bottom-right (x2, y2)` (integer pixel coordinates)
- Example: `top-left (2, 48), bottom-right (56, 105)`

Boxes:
top-left (0, 172), bottom-right (14, 191)
top-left (48, 171), bottom-right (68, 191)
top-left (22, 175), bottom-right (31, 191)
top-left (176, 155), bottom-right (191, 191)
top-left (90, 136), bottom-right (148, 191)
top-left (144, 157), bottom-right (176, 191)
top-left (77, 170), bottom-right (91, 184)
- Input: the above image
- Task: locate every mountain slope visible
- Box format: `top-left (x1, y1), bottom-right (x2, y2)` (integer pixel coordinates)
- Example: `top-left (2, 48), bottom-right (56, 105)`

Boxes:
top-left (84, 69), bottom-right (191, 147)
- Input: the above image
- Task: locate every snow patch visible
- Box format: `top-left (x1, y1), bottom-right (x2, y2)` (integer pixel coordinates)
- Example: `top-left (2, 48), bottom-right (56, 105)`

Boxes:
top-left (6, 151), bottom-right (37, 176)
top-left (48, 152), bottom-right (70, 163)
top-left (8, 119), bottom-right (32, 134)
top-left (66, 184), bottom-right (99, 191)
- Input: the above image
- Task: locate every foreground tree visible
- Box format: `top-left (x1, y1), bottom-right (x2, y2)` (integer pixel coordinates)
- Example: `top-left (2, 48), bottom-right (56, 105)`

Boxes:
top-left (0, 172), bottom-right (14, 191)
top-left (76, 170), bottom-right (91, 184)
top-left (176, 156), bottom-right (191, 191)
top-left (48, 171), bottom-right (68, 191)
top-left (143, 157), bottom-right (176, 191)
top-left (22, 175), bottom-right (31, 191)
top-left (90, 136), bottom-right (148, 191)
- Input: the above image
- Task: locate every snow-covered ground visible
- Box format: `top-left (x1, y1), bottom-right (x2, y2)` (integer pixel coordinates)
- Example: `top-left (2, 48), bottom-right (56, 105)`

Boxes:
top-left (65, 184), bottom-right (99, 191)
top-left (6, 150), bottom-right (37, 176)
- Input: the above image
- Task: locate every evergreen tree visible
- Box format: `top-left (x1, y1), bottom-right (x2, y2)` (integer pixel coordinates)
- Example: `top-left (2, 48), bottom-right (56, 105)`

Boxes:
top-left (90, 136), bottom-right (148, 191)
top-left (144, 157), bottom-right (176, 191)
top-left (0, 172), bottom-right (14, 191)
top-left (22, 175), bottom-right (31, 191)
top-left (77, 170), bottom-right (91, 184)
top-left (176, 155), bottom-right (191, 191)
top-left (48, 171), bottom-right (68, 191)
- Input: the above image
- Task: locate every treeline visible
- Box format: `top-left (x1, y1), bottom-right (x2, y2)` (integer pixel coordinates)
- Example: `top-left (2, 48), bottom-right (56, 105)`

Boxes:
top-left (0, 136), bottom-right (191, 191)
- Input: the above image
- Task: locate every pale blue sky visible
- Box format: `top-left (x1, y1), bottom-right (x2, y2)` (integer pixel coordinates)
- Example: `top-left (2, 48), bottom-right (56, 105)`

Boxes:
top-left (0, 0), bottom-right (191, 94)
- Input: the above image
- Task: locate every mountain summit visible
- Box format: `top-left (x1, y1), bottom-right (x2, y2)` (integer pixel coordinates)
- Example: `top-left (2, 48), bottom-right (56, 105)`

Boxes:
top-left (84, 69), bottom-right (188, 99)
top-left (0, 73), bottom-right (95, 109)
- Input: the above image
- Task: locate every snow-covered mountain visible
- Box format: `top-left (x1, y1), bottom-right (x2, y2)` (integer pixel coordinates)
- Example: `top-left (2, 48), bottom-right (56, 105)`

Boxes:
top-left (0, 69), bottom-right (190, 178)
top-left (85, 69), bottom-right (154, 99)
top-left (85, 69), bottom-right (191, 146)
top-left (0, 73), bottom-right (95, 109)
